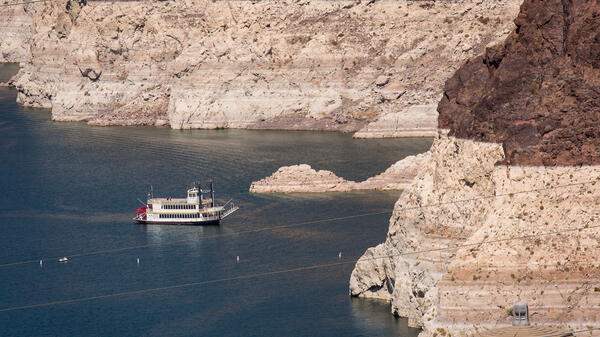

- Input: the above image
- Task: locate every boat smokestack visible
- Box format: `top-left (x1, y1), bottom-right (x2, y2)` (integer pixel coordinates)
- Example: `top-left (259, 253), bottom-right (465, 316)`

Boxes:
top-left (196, 181), bottom-right (202, 201)
top-left (210, 179), bottom-right (215, 207)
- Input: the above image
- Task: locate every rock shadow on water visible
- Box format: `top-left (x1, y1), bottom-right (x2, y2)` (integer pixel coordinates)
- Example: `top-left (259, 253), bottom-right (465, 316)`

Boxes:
top-left (351, 297), bottom-right (421, 337)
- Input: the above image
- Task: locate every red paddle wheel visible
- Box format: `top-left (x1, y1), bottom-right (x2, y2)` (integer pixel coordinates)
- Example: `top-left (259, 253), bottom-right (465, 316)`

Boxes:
top-left (135, 206), bottom-right (147, 220)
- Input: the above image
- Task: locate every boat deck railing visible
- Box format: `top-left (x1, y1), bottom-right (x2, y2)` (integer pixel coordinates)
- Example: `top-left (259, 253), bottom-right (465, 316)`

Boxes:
top-left (221, 199), bottom-right (239, 219)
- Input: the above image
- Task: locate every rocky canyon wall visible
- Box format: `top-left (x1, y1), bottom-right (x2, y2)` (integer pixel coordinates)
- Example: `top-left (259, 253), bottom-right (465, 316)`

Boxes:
top-left (350, 133), bottom-right (600, 336)
top-left (1, 0), bottom-right (520, 130)
top-left (351, 0), bottom-right (600, 335)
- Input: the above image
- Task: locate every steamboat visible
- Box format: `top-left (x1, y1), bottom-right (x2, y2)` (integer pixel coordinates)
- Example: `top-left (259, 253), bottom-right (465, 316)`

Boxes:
top-left (134, 181), bottom-right (238, 225)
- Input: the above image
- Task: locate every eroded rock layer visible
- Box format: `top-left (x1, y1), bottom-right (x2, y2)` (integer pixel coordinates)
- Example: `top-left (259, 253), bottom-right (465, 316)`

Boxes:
top-left (0, 4), bottom-right (31, 63)
top-left (3, 0), bottom-right (520, 130)
top-left (353, 104), bottom-right (438, 138)
top-left (438, 0), bottom-right (600, 166)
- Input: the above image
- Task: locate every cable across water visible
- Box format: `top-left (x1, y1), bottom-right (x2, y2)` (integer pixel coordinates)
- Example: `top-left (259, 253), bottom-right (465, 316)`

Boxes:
top-left (2, 220), bottom-right (599, 313)
top-left (1, 178), bottom-right (596, 269)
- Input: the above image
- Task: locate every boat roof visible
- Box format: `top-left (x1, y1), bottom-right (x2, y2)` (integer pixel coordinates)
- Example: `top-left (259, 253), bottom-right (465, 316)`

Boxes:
top-left (149, 197), bottom-right (211, 204)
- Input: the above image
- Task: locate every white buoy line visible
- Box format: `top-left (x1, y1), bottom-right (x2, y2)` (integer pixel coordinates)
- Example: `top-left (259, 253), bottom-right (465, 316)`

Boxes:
top-left (0, 210), bottom-right (395, 269)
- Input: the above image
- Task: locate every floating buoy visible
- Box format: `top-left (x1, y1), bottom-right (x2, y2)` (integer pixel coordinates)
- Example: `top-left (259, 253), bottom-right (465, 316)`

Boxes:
top-left (338, 252), bottom-right (342, 259)
top-left (40, 260), bottom-right (43, 266)
top-left (137, 257), bottom-right (140, 264)
top-left (236, 256), bottom-right (240, 263)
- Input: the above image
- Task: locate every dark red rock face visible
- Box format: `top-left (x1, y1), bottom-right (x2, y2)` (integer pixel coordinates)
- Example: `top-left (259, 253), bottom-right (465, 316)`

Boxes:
top-left (438, 0), bottom-right (600, 166)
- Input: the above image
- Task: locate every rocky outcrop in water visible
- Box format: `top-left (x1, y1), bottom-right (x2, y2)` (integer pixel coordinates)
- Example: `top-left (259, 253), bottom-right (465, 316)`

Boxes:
top-left (2, 0), bottom-right (520, 130)
top-left (250, 164), bottom-right (354, 193)
top-left (438, 0), bottom-right (600, 166)
top-left (249, 153), bottom-right (430, 193)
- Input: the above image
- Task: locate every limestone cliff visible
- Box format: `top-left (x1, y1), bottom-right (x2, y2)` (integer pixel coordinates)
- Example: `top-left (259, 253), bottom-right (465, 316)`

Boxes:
top-left (351, 0), bottom-right (600, 335)
top-left (3, 0), bottom-right (520, 130)
top-left (350, 133), bottom-right (600, 336)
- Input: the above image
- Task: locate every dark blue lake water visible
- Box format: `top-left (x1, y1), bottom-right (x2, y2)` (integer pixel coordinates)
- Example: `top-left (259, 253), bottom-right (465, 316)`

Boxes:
top-left (0, 73), bottom-right (430, 336)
